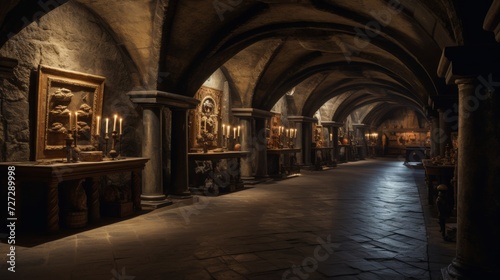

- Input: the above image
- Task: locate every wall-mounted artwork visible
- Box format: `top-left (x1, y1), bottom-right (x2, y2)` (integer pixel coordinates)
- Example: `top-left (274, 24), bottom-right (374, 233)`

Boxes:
top-left (36, 65), bottom-right (104, 160)
top-left (189, 86), bottom-right (222, 150)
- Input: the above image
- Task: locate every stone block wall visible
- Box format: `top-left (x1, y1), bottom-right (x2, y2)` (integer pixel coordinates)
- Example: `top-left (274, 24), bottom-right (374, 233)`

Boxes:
top-left (0, 2), bottom-right (141, 162)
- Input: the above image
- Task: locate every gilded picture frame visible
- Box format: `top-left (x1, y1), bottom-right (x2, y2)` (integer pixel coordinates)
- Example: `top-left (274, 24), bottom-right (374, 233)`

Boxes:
top-left (36, 65), bottom-right (104, 160)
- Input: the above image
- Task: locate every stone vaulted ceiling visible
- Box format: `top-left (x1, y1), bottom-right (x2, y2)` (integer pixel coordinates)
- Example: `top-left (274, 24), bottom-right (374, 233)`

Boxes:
top-left (1, 0), bottom-right (486, 125)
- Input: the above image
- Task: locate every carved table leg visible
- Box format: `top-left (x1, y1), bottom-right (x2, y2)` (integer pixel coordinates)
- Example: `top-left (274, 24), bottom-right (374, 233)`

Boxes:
top-left (131, 169), bottom-right (142, 211)
top-left (47, 179), bottom-right (60, 233)
top-left (87, 176), bottom-right (101, 223)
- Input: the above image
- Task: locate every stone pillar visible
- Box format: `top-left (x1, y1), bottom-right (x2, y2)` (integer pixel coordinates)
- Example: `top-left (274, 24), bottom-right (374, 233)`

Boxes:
top-left (430, 115), bottom-right (440, 157)
top-left (254, 118), bottom-right (268, 178)
top-left (239, 117), bottom-right (253, 178)
top-left (437, 44), bottom-right (500, 279)
top-left (138, 105), bottom-right (165, 201)
top-left (441, 78), bottom-right (500, 279)
top-left (289, 116), bottom-right (316, 167)
top-left (322, 121), bottom-right (343, 165)
top-left (438, 109), bottom-right (453, 156)
top-left (232, 108), bottom-right (272, 179)
top-left (128, 91), bottom-right (199, 205)
top-left (170, 108), bottom-right (192, 196)
top-left (352, 124), bottom-right (367, 160)
top-left (293, 121), bottom-right (304, 165)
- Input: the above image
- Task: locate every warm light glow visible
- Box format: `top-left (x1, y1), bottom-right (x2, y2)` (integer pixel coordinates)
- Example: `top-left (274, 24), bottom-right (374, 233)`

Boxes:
top-left (96, 116), bottom-right (100, 135)
top-left (120, 118), bottom-right (123, 135)
top-left (113, 114), bottom-right (117, 132)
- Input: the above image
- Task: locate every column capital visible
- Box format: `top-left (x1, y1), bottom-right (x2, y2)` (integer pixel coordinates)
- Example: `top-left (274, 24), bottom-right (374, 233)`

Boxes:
top-left (288, 116), bottom-right (317, 123)
top-left (321, 121), bottom-right (344, 128)
top-left (437, 45), bottom-right (500, 85)
top-left (127, 90), bottom-right (199, 109)
top-left (0, 57), bottom-right (18, 79)
top-left (231, 108), bottom-right (273, 119)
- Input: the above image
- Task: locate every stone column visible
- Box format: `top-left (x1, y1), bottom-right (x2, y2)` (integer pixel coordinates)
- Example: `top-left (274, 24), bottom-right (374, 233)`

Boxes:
top-left (232, 108), bottom-right (272, 179)
top-left (254, 117), bottom-right (269, 178)
top-left (128, 91), bottom-right (199, 206)
top-left (437, 44), bottom-right (500, 279)
top-left (238, 117), bottom-right (253, 178)
top-left (430, 115), bottom-right (440, 157)
top-left (438, 109), bottom-right (453, 156)
top-left (352, 123), bottom-right (367, 160)
top-left (441, 78), bottom-right (500, 279)
top-left (289, 116), bottom-right (316, 168)
top-left (170, 108), bottom-right (192, 196)
top-left (293, 121), bottom-right (304, 165)
top-left (322, 121), bottom-right (343, 165)
top-left (141, 105), bottom-right (164, 200)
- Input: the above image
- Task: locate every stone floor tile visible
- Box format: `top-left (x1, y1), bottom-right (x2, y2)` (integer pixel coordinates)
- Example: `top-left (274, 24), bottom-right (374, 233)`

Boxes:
top-left (0, 159), bottom-right (457, 279)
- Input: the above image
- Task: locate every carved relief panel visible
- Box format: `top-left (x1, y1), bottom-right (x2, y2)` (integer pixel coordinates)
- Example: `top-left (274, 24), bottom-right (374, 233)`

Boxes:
top-left (189, 86), bottom-right (222, 150)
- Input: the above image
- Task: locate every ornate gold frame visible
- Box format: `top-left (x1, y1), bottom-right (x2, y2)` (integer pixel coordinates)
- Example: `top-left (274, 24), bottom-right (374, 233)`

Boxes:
top-left (189, 86), bottom-right (222, 149)
top-left (36, 65), bottom-right (104, 160)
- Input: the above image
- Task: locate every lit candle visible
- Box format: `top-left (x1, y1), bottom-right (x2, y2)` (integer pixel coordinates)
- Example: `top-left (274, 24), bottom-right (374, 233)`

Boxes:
top-left (105, 118), bottom-right (109, 134)
top-left (286, 129), bottom-right (289, 138)
top-left (120, 118), bottom-right (123, 135)
top-left (227, 125), bottom-right (230, 138)
top-left (222, 124), bottom-right (225, 136)
top-left (237, 125), bottom-right (240, 137)
top-left (75, 112), bottom-right (78, 129)
top-left (96, 116), bottom-right (100, 135)
top-left (113, 114), bottom-right (117, 132)
top-left (330, 133), bottom-right (333, 141)
top-left (233, 127), bottom-right (236, 139)
top-left (294, 129), bottom-right (297, 138)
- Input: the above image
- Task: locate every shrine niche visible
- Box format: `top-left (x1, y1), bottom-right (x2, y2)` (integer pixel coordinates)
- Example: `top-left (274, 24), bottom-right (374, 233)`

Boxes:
top-left (189, 86), bottom-right (222, 151)
top-left (36, 65), bottom-right (104, 160)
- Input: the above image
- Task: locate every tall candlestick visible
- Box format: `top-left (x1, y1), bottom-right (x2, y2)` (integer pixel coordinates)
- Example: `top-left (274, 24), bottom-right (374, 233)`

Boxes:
top-left (222, 124), bottom-right (225, 136)
top-left (120, 118), bottom-right (123, 135)
top-left (113, 114), bottom-right (117, 132)
top-left (96, 116), bottom-right (100, 135)
top-left (75, 112), bottom-right (78, 129)
top-left (69, 112), bottom-right (72, 130)
top-left (105, 118), bottom-right (109, 134)
top-left (237, 125), bottom-right (240, 137)
top-left (233, 127), bottom-right (236, 139)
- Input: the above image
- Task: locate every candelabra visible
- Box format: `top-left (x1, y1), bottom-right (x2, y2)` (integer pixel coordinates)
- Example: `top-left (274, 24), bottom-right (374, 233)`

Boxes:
top-left (108, 131), bottom-right (119, 159)
top-left (64, 127), bottom-right (81, 163)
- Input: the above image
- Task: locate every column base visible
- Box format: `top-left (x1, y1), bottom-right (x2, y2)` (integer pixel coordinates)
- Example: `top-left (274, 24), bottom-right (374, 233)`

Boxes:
top-left (168, 192), bottom-right (193, 199)
top-left (141, 194), bottom-right (167, 201)
top-left (442, 259), bottom-right (500, 279)
top-left (140, 194), bottom-right (172, 209)
top-left (141, 199), bottom-right (173, 209)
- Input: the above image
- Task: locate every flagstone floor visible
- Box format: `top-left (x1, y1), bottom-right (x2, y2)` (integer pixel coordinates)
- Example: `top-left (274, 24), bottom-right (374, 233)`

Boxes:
top-left (1, 158), bottom-right (455, 279)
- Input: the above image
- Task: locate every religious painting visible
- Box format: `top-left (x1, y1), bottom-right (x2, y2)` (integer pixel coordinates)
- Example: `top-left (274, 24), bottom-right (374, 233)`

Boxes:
top-left (189, 86), bottom-right (222, 150)
top-left (36, 65), bottom-right (104, 160)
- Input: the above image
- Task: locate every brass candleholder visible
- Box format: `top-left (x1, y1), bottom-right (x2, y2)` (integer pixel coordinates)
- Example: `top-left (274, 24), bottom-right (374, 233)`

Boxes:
top-left (65, 130), bottom-right (74, 163)
top-left (92, 134), bottom-right (100, 151)
top-left (104, 133), bottom-right (109, 158)
top-left (108, 131), bottom-right (119, 160)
